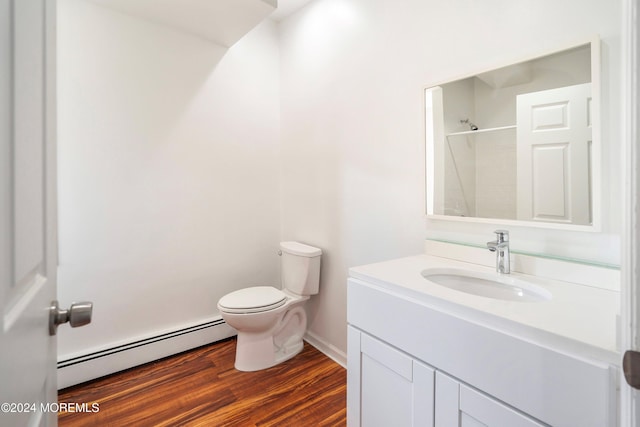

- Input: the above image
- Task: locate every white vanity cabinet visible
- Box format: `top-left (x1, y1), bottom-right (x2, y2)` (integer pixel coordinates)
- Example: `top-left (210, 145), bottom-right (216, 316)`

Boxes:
top-left (348, 325), bottom-right (545, 427)
top-left (347, 276), bottom-right (617, 427)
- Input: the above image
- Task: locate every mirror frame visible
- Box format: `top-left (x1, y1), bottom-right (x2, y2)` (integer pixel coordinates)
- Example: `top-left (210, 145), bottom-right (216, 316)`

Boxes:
top-left (424, 36), bottom-right (601, 231)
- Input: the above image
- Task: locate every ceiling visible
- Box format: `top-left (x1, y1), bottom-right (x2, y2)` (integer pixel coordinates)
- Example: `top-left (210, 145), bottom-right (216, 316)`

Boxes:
top-left (86, 0), bottom-right (315, 46)
top-left (87, 0), bottom-right (274, 46)
top-left (270, 0), bottom-right (315, 21)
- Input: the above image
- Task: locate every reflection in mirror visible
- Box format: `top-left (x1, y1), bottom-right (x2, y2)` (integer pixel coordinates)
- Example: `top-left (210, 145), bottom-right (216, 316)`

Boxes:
top-left (425, 41), bottom-right (598, 227)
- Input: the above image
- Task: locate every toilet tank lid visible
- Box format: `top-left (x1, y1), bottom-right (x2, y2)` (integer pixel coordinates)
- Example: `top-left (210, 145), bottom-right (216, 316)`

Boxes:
top-left (280, 241), bottom-right (322, 257)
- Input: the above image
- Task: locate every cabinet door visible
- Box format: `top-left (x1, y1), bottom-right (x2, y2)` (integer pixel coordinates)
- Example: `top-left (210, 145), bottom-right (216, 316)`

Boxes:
top-left (347, 326), bottom-right (435, 427)
top-left (435, 372), bottom-right (546, 427)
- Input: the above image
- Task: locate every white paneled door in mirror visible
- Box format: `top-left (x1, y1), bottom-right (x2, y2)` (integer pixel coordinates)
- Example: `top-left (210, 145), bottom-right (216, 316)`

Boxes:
top-left (516, 83), bottom-right (592, 225)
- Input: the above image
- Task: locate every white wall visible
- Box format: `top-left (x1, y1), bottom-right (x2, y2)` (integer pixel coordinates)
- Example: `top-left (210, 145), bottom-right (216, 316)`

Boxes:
top-left (58, 0), bottom-right (623, 365)
top-left (57, 0), bottom-right (281, 358)
top-left (475, 130), bottom-right (517, 219)
top-left (443, 78), bottom-right (476, 217)
top-left (278, 0), bottom-right (622, 357)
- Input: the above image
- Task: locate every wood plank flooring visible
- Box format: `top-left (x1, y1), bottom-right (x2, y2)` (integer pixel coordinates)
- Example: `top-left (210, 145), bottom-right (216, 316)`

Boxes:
top-left (58, 338), bottom-right (346, 426)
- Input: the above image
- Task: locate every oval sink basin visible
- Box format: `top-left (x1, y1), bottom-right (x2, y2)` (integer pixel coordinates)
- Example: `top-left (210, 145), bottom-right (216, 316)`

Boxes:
top-left (421, 268), bottom-right (552, 302)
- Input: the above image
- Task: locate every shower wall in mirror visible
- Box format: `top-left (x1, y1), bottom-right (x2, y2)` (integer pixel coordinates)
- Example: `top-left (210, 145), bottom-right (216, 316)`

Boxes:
top-left (425, 39), bottom-right (599, 228)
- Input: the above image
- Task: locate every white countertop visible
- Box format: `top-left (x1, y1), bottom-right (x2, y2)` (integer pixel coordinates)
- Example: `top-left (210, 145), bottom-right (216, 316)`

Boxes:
top-left (349, 254), bottom-right (620, 364)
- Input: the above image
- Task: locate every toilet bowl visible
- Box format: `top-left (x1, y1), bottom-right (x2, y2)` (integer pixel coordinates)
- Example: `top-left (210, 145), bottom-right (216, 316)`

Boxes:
top-left (217, 242), bottom-right (322, 371)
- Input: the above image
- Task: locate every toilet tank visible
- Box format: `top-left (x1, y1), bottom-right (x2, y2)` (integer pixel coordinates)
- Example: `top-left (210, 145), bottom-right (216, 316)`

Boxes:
top-left (280, 241), bottom-right (322, 296)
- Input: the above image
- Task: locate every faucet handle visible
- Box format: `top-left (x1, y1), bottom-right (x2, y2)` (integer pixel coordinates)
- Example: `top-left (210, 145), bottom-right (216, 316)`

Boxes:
top-left (493, 229), bottom-right (509, 242)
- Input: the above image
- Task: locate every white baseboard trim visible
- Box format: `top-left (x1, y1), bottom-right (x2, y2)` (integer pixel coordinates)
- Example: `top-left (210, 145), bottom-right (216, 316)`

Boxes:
top-left (304, 330), bottom-right (347, 368)
top-left (57, 317), bottom-right (236, 389)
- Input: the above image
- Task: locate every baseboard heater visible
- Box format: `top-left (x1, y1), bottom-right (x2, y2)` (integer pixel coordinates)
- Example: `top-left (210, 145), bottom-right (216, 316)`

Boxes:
top-left (57, 317), bottom-right (236, 390)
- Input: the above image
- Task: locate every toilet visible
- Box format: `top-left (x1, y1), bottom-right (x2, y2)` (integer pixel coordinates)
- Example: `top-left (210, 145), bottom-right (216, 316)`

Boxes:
top-left (217, 241), bottom-right (322, 371)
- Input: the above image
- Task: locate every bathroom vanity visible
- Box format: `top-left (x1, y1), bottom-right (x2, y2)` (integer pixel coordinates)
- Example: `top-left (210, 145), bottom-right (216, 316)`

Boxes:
top-left (347, 241), bottom-right (619, 427)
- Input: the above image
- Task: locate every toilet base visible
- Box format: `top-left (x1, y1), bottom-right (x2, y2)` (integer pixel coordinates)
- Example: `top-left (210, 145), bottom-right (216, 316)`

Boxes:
top-left (233, 306), bottom-right (307, 372)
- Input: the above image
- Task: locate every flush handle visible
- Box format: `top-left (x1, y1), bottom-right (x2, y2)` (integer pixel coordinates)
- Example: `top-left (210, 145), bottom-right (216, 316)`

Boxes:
top-left (49, 300), bottom-right (93, 336)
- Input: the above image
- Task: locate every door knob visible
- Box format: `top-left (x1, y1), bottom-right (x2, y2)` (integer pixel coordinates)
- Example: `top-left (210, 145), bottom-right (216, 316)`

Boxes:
top-left (624, 350), bottom-right (640, 390)
top-left (49, 300), bottom-right (93, 336)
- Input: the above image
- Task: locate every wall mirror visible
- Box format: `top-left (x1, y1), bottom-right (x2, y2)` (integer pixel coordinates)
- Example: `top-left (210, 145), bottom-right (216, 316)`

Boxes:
top-left (425, 39), bottom-right (600, 229)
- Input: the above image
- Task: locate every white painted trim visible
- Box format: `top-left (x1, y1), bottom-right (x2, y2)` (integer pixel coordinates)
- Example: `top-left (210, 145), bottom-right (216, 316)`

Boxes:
top-left (57, 318), bottom-right (346, 390)
top-left (590, 36), bottom-right (603, 233)
top-left (304, 330), bottom-right (347, 368)
top-left (57, 317), bottom-right (236, 389)
top-left (620, 0), bottom-right (640, 423)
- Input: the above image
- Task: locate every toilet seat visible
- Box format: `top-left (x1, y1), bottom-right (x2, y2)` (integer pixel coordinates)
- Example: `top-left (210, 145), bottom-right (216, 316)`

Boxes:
top-left (218, 286), bottom-right (287, 314)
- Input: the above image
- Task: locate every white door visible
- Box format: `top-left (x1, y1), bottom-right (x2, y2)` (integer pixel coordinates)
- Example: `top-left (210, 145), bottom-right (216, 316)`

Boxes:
top-left (516, 83), bottom-right (592, 225)
top-left (621, 0), bottom-right (640, 424)
top-left (0, 0), bottom-right (58, 425)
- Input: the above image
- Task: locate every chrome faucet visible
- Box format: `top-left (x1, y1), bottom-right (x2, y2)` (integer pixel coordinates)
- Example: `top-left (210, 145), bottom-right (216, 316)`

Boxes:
top-left (487, 230), bottom-right (510, 274)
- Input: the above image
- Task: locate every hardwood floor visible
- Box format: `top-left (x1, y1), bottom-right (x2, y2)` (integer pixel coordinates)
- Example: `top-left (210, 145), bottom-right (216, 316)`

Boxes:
top-left (58, 338), bottom-right (347, 426)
